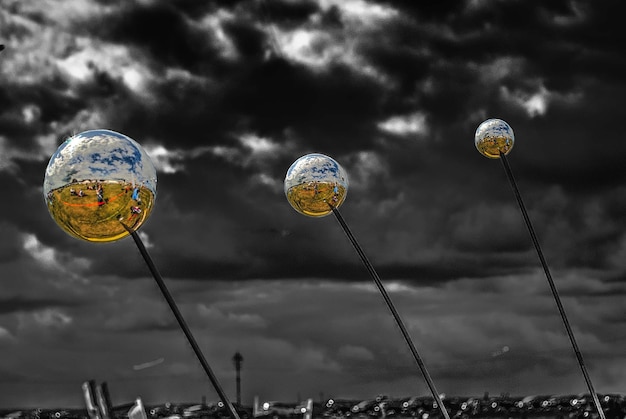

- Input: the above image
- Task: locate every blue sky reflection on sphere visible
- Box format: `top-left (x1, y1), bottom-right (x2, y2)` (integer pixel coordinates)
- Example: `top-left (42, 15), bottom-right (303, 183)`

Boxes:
top-left (284, 153), bottom-right (349, 217)
top-left (43, 129), bottom-right (157, 242)
top-left (475, 118), bottom-right (515, 159)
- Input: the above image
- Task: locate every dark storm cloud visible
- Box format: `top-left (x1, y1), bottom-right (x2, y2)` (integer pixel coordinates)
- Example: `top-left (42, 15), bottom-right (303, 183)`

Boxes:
top-left (222, 19), bottom-right (268, 60)
top-left (3, 0), bottom-right (622, 284)
top-left (13, 1), bottom-right (382, 155)
top-left (0, 296), bottom-right (80, 315)
top-left (90, 3), bottom-right (217, 69)
top-left (354, 0), bottom-right (626, 164)
top-left (98, 59), bottom-right (386, 157)
top-left (221, 61), bottom-right (385, 152)
top-left (381, 0), bottom-right (623, 75)
top-left (0, 164), bottom-right (53, 242)
top-left (0, 80), bottom-right (82, 148)
top-left (507, 90), bottom-right (626, 189)
top-left (0, 222), bottom-right (22, 264)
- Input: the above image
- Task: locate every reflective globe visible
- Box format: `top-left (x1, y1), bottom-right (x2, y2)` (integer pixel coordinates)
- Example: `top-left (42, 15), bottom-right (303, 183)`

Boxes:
top-left (284, 153), bottom-right (349, 217)
top-left (43, 129), bottom-right (157, 242)
top-left (475, 118), bottom-right (515, 158)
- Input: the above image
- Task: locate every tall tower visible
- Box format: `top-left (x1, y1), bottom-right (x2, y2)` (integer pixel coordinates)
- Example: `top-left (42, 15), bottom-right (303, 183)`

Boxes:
top-left (233, 352), bottom-right (243, 406)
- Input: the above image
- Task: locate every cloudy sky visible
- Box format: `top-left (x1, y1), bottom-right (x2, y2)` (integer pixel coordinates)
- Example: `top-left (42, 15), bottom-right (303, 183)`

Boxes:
top-left (2, 0), bottom-right (626, 410)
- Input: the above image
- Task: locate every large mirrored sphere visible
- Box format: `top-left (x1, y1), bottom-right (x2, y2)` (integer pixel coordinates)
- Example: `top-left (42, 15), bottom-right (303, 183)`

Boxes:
top-left (43, 129), bottom-right (157, 242)
top-left (475, 118), bottom-right (515, 158)
top-left (284, 153), bottom-right (349, 217)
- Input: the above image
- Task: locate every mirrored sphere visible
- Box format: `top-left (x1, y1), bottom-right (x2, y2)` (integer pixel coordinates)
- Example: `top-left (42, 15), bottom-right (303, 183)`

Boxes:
top-left (284, 153), bottom-right (349, 217)
top-left (43, 129), bottom-right (157, 242)
top-left (475, 118), bottom-right (515, 159)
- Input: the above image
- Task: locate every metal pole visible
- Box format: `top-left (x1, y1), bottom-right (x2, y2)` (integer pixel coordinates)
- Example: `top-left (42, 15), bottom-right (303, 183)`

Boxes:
top-left (499, 152), bottom-right (605, 419)
top-left (124, 226), bottom-right (241, 419)
top-left (330, 206), bottom-right (451, 419)
top-left (233, 352), bottom-right (243, 406)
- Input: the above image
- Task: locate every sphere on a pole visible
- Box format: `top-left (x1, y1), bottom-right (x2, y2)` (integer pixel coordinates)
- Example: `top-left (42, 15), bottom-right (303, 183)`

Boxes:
top-left (475, 118), bottom-right (515, 159)
top-left (43, 129), bottom-right (157, 242)
top-left (284, 153), bottom-right (348, 217)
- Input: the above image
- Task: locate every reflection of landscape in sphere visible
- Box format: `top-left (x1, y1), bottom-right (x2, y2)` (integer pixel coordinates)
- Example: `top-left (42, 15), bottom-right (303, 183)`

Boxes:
top-left (284, 153), bottom-right (349, 217)
top-left (43, 129), bottom-right (157, 242)
top-left (475, 118), bottom-right (515, 159)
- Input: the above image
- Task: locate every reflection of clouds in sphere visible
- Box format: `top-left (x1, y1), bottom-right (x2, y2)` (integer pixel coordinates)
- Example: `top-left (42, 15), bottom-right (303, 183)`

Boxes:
top-left (43, 129), bottom-right (157, 242)
top-left (284, 153), bottom-right (349, 217)
top-left (44, 130), bottom-right (156, 195)
top-left (475, 118), bottom-right (515, 159)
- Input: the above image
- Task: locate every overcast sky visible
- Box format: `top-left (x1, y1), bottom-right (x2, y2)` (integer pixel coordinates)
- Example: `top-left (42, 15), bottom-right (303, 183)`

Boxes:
top-left (2, 0), bottom-right (626, 410)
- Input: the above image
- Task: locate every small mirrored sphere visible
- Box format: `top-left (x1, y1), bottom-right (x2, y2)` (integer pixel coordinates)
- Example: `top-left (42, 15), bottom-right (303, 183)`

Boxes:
top-left (43, 129), bottom-right (157, 242)
top-left (475, 118), bottom-right (515, 158)
top-left (284, 153), bottom-right (349, 217)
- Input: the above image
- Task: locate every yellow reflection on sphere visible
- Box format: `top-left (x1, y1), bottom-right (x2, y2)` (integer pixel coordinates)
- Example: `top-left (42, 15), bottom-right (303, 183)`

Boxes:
top-left (284, 153), bottom-right (349, 217)
top-left (475, 118), bottom-right (515, 159)
top-left (43, 129), bottom-right (157, 242)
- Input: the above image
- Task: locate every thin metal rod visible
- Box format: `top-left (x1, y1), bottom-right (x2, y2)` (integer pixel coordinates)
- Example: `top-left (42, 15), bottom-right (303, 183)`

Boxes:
top-left (124, 226), bottom-right (241, 419)
top-left (330, 206), bottom-right (451, 419)
top-left (499, 152), bottom-right (605, 419)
